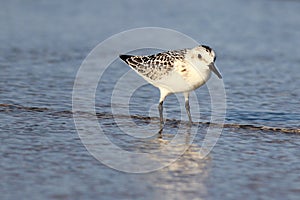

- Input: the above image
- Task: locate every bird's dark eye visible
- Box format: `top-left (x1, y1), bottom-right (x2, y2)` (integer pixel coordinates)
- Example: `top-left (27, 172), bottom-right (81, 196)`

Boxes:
top-left (198, 54), bottom-right (202, 59)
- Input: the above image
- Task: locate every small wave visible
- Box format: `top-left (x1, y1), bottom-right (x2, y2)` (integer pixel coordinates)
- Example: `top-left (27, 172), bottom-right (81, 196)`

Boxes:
top-left (1, 103), bottom-right (299, 134)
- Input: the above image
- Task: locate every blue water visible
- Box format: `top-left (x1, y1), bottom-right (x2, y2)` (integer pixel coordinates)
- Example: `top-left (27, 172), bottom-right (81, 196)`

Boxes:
top-left (1, 0), bottom-right (300, 199)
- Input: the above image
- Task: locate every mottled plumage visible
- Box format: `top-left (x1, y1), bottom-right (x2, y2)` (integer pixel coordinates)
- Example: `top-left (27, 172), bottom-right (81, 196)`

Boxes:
top-left (120, 49), bottom-right (187, 81)
top-left (120, 45), bottom-right (222, 128)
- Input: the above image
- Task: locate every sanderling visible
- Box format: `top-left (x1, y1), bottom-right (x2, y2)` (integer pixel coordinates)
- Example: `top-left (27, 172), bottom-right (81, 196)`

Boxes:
top-left (120, 45), bottom-right (222, 126)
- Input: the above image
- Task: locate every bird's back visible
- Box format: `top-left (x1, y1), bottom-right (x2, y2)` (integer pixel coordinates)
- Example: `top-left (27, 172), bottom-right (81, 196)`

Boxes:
top-left (120, 49), bottom-right (187, 81)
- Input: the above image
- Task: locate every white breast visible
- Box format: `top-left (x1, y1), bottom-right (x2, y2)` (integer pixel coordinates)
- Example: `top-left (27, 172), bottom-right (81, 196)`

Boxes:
top-left (148, 59), bottom-right (211, 94)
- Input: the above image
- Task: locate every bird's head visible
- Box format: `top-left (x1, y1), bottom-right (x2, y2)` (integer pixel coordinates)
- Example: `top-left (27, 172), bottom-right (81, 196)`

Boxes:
top-left (191, 45), bottom-right (222, 79)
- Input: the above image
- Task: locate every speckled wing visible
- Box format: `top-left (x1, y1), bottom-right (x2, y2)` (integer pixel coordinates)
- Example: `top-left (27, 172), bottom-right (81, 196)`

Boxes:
top-left (119, 49), bottom-right (187, 81)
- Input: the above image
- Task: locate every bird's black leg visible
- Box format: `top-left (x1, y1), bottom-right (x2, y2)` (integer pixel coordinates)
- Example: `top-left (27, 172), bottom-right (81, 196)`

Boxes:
top-left (185, 100), bottom-right (192, 125)
top-left (184, 92), bottom-right (192, 125)
top-left (158, 89), bottom-right (169, 131)
top-left (158, 101), bottom-right (164, 129)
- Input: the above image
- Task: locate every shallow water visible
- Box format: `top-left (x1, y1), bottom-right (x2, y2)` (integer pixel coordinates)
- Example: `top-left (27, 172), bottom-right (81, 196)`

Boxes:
top-left (1, 0), bottom-right (300, 199)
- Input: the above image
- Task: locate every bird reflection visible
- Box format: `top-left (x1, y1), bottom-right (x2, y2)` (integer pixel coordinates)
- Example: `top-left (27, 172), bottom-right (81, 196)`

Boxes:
top-left (148, 123), bottom-right (211, 200)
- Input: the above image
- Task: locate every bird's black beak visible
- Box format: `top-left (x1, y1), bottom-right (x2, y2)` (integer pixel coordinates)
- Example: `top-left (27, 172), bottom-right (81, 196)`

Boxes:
top-left (208, 62), bottom-right (222, 79)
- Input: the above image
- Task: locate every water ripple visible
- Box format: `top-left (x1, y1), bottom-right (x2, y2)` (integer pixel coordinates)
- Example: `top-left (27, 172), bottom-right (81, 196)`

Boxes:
top-left (1, 103), bottom-right (299, 134)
